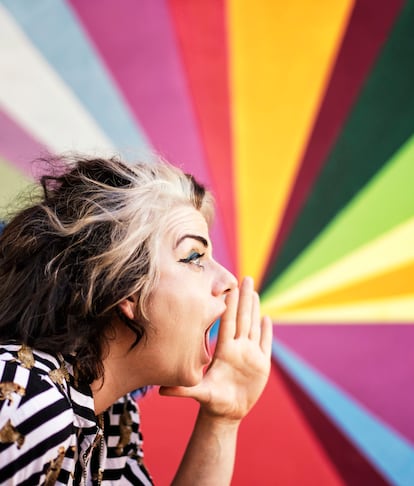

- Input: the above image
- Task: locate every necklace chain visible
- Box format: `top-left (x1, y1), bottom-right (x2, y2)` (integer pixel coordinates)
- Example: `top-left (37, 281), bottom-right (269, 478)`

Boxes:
top-left (96, 413), bottom-right (105, 485)
top-left (82, 413), bottom-right (105, 486)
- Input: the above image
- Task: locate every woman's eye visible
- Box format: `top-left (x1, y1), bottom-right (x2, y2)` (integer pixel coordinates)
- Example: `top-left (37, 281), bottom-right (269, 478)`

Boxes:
top-left (179, 252), bottom-right (205, 268)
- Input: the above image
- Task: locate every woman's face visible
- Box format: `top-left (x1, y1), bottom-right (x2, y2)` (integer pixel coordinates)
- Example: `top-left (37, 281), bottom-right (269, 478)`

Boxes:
top-left (141, 205), bottom-right (237, 387)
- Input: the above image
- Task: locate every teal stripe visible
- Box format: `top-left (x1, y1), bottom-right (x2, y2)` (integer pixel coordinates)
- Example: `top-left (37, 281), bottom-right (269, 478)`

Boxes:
top-left (273, 340), bottom-right (414, 486)
top-left (262, 130), bottom-right (414, 301)
top-left (1, 0), bottom-right (150, 159)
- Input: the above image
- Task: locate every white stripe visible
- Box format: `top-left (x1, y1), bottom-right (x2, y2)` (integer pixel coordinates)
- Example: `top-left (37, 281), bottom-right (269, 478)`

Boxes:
top-left (69, 386), bottom-right (95, 426)
top-left (0, 404), bottom-right (73, 485)
top-left (11, 384), bottom-right (71, 428)
top-left (0, 5), bottom-right (115, 156)
top-left (100, 457), bottom-right (153, 485)
top-left (31, 349), bottom-right (62, 374)
top-left (125, 458), bottom-right (154, 486)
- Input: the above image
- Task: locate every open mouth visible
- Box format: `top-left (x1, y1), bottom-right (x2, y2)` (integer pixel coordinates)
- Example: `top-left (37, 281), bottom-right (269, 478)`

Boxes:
top-left (204, 320), bottom-right (216, 359)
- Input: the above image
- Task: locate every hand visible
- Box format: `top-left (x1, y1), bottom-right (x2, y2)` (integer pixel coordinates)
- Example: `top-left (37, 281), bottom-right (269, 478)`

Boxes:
top-left (160, 277), bottom-right (273, 422)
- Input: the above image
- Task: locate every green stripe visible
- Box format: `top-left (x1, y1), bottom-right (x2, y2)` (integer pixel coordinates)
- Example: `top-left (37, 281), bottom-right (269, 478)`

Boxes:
top-left (263, 0), bottom-right (414, 294)
top-left (262, 133), bottom-right (414, 301)
top-left (0, 158), bottom-right (32, 219)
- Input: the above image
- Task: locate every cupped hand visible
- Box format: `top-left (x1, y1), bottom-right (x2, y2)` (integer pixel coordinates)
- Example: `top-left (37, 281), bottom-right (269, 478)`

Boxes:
top-left (159, 277), bottom-right (273, 422)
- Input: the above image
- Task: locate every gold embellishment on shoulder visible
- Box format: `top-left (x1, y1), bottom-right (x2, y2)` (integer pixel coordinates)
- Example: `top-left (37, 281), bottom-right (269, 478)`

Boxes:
top-left (17, 344), bottom-right (35, 369)
top-left (0, 419), bottom-right (25, 448)
top-left (115, 399), bottom-right (133, 456)
top-left (0, 382), bottom-right (25, 405)
top-left (49, 364), bottom-right (70, 387)
top-left (44, 446), bottom-right (66, 486)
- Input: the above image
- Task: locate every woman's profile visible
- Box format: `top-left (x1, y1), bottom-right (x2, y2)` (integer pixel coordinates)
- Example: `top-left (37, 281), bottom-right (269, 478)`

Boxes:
top-left (0, 155), bottom-right (272, 485)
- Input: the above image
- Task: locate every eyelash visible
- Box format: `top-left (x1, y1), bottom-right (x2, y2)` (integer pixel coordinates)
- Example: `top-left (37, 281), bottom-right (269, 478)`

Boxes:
top-left (179, 252), bottom-right (205, 269)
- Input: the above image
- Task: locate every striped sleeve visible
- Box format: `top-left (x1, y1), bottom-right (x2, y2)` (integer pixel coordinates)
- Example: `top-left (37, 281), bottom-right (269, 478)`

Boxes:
top-left (0, 360), bottom-right (75, 485)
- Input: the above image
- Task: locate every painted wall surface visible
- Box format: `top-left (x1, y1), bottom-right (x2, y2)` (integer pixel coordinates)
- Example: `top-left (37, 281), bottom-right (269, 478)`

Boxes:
top-left (1, 1), bottom-right (413, 484)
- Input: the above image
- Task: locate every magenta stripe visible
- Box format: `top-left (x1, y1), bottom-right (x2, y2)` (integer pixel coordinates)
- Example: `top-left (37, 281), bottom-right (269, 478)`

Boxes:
top-left (68, 0), bottom-right (231, 269)
top-left (0, 109), bottom-right (46, 176)
top-left (274, 324), bottom-right (414, 443)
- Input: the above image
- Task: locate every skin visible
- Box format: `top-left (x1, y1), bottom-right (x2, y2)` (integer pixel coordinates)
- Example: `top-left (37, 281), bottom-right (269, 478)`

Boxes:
top-left (91, 205), bottom-right (273, 485)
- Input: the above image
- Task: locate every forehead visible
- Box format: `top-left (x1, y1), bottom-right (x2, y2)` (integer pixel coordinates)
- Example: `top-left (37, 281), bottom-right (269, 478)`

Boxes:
top-left (164, 206), bottom-right (210, 244)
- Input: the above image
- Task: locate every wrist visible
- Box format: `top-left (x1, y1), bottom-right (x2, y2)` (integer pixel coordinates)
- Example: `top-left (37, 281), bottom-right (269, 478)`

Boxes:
top-left (197, 406), bottom-right (242, 430)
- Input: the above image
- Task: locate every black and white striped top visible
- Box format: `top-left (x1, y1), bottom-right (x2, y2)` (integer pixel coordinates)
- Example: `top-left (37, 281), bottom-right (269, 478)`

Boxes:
top-left (0, 343), bottom-right (154, 485)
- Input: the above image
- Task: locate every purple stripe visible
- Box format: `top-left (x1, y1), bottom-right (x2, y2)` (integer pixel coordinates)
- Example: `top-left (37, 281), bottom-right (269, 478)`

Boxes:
top-left (0, 109), bottom-right (46, 176)
top-left (69, 0), bottom-right (231, 270)
top-left (274, 324), bottom-right (414, 443)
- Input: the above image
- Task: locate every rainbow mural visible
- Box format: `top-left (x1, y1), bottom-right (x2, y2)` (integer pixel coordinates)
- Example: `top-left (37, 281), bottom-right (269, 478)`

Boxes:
top-left (1, 1), bottom-right (413, 484)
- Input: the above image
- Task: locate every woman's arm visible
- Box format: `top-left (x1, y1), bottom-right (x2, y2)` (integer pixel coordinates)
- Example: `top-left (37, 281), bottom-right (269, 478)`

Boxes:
top-left (169, 410), bottom-right (239, 485)
top-left (161, 277), bottom-right (273, 485)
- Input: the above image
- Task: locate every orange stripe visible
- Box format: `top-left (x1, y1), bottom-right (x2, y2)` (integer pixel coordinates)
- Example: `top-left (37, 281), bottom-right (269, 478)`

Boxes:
top-left (278, 261), bottom-right (414, 313)
top-left (228, 0), bottom-right (355, 284)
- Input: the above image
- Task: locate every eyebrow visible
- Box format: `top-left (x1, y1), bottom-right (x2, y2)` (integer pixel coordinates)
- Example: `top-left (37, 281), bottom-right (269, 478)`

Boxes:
top-left (175, 234), bottom-right (209, 249)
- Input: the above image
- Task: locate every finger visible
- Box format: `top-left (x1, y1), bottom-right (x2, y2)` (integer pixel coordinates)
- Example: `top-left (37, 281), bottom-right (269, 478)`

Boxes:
top-left (260, 315), bottom-right (273, 358)
top-left (159, 384), bottom-right (207, 403)
top-left (217, 286), bottom-right (239, 342)
top-left (159, 385), bottom-right (198, 399)
top-left (235, 276), bottom-right (254, 338)
top-left (248, 291), bottom-right (261, 341)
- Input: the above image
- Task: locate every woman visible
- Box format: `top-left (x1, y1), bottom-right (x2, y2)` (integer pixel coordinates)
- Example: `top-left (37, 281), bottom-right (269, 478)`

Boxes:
top-left (0, 156), bottom-right (272, 485)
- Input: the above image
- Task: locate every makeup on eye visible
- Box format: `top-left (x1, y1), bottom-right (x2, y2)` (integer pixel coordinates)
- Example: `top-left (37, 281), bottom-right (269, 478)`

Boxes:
top-left (178, 251), bottom-right (205, 268)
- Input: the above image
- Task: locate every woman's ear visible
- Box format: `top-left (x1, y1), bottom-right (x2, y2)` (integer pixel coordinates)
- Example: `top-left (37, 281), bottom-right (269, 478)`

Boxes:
top-left (117, 295), bottom-right (136, 321)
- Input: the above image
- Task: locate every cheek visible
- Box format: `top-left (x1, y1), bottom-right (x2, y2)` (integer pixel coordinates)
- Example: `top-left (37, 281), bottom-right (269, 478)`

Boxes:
top-left (148, 287), bottom-right (187, 332)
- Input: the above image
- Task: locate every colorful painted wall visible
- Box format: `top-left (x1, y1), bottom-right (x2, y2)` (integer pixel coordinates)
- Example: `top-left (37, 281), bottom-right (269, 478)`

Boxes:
top-left (1, 1), bottom-right (413, 484)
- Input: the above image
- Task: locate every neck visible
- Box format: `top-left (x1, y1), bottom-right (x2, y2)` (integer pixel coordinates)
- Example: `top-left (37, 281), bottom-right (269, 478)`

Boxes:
top-left (90, 320), bottom-right (147, 414)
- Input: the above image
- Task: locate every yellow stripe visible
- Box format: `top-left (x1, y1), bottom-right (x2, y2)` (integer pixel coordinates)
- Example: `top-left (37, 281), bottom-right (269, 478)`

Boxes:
top-left (228, 0), bottom-right (354, 283)
top-left (262, 216), bottom-right (414, 312)
top-left (266, 296), bottom-right (414, 323)
top-left (0, 159), bottom-right (32, 214)
top-left (279, 261), bottom-right (414, 312)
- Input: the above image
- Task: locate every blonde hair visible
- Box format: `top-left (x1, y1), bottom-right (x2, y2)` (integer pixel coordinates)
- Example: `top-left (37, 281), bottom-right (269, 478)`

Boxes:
top-left (0, 155), bottom-right (214, 383)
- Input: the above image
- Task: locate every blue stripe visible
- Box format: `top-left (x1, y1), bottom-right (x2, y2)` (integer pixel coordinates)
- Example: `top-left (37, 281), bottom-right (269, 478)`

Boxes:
top-left (1, 0), bottom-right (151, 160)
top-left (273, 340), bottom-right (414, 486)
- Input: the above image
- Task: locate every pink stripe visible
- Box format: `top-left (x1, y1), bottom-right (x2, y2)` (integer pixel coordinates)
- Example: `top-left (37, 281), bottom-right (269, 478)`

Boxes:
top-left (0, 110), bottom-right (46, 177)
top-left (69, 0), bottom-right (231, 270)
top-left (274, 323), bottom-right (414, 443)
top-left (167, 0), bottom-right (236, 273)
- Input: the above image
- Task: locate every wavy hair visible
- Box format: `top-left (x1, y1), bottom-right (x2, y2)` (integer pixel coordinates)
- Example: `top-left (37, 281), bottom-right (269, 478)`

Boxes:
top-left (0, 155), bottom-right (214, 383)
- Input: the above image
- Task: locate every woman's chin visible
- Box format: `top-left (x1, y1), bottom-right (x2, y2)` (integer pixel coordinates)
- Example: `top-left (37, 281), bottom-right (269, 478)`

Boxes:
top-left (179, 368), bottom-right (204, 388)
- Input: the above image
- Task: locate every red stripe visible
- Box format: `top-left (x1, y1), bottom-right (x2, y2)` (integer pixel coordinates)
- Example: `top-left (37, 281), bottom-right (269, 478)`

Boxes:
top-left (139, 364), bottom-right (342, 485)
top-left (276, 361), bottom-right (390, 485)
top-left (68, 0), bottom-right (232, 271)
top-left (167, 0), bottom-right (237, 272)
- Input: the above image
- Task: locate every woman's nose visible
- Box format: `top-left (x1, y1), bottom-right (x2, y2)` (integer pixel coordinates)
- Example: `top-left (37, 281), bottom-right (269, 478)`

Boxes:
top-left (212, 263), bottom-right (238, 296)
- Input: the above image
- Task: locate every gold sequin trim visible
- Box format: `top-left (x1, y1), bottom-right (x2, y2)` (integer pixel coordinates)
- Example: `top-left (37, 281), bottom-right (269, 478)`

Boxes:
top-left (115, 399), bottom-right (133, 456)
top-left (48, 364), bottom-right (70, 387)
top-left (0, 419), bottom-right (25, 448)
top-left (0, 382), bottom-right (25, 405)
top-left (17, 344), bottom-right (35, 369)
top-left (44, 446), bottom-right (66, 486)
